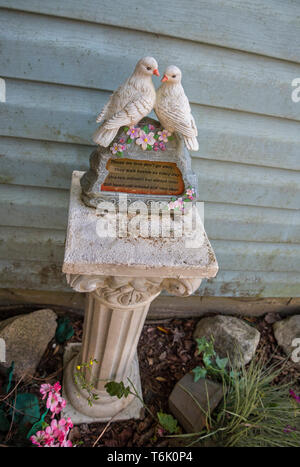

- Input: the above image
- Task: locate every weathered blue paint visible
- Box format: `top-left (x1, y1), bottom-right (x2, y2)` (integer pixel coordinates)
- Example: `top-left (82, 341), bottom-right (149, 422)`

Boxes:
top-left (0, 2), bottom-right (299, 297)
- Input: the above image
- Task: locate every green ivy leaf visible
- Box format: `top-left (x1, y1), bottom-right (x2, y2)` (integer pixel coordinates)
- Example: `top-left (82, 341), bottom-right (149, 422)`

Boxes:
top-left (157, 412), bottom-right (180, 434)
top-left (105, 381), bottom-right (130, 399)
top-left (203, 354), bottom-right (212, 367)
top-left (127, 138), bottom-right (133, 144)
top-left (192, 366), bottom-right (207, 382)
top-left (215, 356), bottom-right (228, 370)
top-left (55, 317), bottom-right (74, 344)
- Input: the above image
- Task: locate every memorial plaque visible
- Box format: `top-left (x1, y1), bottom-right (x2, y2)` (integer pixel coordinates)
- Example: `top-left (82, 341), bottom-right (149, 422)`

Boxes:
top-left (101, 158), bottom-right (184, 196)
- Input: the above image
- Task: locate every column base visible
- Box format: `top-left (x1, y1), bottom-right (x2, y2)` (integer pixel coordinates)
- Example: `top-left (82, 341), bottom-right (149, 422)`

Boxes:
top-left (62, 343), bottom-right (144, 425)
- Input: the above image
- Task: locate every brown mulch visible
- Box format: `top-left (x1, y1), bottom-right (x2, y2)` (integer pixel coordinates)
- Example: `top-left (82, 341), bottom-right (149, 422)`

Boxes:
top-left (0, 308), bottom-right (300, 447)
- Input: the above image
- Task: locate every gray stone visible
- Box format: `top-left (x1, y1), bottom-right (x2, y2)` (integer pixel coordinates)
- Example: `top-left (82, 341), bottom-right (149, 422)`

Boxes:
top-left (273, 315), bottom-right (300, 366)
top-left (168, 373), bottom-right (223, 433)
top-left (0, 309), bottom-right (57, 379)
top-left (193, 315), bottom-right (260, 365)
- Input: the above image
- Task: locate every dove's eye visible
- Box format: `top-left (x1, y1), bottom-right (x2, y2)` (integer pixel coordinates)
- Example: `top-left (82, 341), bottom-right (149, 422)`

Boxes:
top-left (172, 75), bottom-right (176, 78)
top-left (146, 66), bottom-right (152, 70)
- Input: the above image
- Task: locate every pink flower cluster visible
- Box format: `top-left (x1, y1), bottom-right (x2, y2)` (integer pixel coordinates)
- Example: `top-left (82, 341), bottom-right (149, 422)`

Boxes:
top-left (40, 382), bottom-right (66, 418)
top-left (31, 418), bottom-right (73, 447)
top-left (168, 187), bottom-right (196, 212)
top-left (109, 124), bottom-right (173, 156)
top-left (30, 382), bottom-right (73, 447)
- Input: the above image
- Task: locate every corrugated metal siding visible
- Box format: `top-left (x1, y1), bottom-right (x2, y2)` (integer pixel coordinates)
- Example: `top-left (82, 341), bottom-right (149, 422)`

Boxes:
top-left (0, 1), bottom-right (299, 297)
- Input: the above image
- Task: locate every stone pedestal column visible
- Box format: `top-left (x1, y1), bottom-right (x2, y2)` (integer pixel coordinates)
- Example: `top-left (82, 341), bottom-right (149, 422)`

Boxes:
top-left (62, 172), bottom-right (218, 424)
top-left (63, 275), bottom-right (202, 422)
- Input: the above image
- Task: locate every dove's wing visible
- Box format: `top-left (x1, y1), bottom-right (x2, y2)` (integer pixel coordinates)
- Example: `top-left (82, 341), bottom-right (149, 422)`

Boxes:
top-left (102, 94), bottom-right (153, 130)
top-left (157, 100), bottom-right (196, 138)
top-left (96, 95), bottom-right (114, 123)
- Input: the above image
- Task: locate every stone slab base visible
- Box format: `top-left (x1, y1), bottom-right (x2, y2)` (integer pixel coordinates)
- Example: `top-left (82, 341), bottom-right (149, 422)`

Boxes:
top-left (62, 343), bottom-right (144, 425)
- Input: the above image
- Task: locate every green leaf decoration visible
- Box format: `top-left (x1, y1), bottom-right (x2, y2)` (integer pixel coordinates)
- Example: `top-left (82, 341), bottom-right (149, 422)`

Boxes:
top-left (123, 127), bottom-right (129, 132)
top-left (0, 407), bottom-right (10, 432)
top-left (168, 135), bottom-right (174, 140)
top-left (105, 381), bottom-right (130, 399)
top-left (192, 366), bottom-right (207, 382)
top-left (154, 134), bottom-right (159, 140)
top-left (55, 317), bottom-right (74, 344)
top-left (117, 151), bottom-right (123, 157)
top-left (6, 361), bottom-right (14, 394)
top-left (147, 144), bottom-right (152, 150)
top-left (26, 409), bottom-right (48, 439)
top-left (142, 125), bottom-right (149, 134)
top-left (157, 412), bottom-right (180, 434)
top-left (127, 138), bottom-right (133, 144)
top-left (10, 393), bottom-right (40, 436)
top-left (215, 355), bottom-right (228, 370)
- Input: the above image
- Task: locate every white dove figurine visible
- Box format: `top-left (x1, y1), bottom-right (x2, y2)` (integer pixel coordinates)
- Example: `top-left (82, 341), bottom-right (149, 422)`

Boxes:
top-left (93, 57), bottom-right (160, 147)
top-left (155, 65), bottom-right (199, 151)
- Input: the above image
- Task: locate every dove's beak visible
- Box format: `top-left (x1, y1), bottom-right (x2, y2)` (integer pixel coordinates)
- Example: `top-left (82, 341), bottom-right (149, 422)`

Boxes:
top-left (161, 74), bottom-right (168, 82)
top-left (153, 69), bottom-right (160, 76)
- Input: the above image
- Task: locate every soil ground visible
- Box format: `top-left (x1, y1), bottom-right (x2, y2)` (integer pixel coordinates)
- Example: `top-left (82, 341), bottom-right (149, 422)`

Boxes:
top-left (0, 306), bottom-right (299, 447)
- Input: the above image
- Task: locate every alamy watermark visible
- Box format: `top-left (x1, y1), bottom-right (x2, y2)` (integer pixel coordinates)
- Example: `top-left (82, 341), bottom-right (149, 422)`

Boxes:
top-left (0, 338), bottom-right (5, 363)
top-left (291, 78), bottom-right (300, 103)
top-left (291, 338), bottom-right (300, 363)
top-left (94, 194), bottom-right (205, 248)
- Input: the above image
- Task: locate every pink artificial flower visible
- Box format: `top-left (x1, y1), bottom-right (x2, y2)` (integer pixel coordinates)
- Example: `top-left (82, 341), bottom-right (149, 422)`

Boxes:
top-left (159, 142), bottom-right (166, 151)
top-left (127, 126), bottom-right (140, 139)
top-left (40, 384), bottom-right (51, 399)
top-left (157, 129), bottom-right (172, 143)
top-left (119, 137), bottom-right (125, 144)
top-left (135, 131), bottom-right (156, 150)
top-left (153, 142), bottom-right (159, 152)
top-left (110, 143), bottom-right (125, 155)
top-left (168, 198), bottom-right (184, 211)
top-left (148, 124), bottom-right (155, 131)
top-left (289, 389), bottom-right (300, 403)
top-left (185, 188), bottom-right (195, 199)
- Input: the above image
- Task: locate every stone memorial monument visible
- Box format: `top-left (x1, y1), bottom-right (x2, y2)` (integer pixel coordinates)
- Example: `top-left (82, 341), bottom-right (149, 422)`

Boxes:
top-left (62, 57), bottom-right (218, 424)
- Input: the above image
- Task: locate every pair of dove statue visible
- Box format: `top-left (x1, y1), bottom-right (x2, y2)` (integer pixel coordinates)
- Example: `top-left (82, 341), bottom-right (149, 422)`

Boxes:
top-left (93, 56), bottom-right (199, 152)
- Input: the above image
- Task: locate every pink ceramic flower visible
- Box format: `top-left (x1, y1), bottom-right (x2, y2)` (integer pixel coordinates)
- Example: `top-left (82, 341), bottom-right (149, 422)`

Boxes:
top-left (110, 142), bottom-right (120, 154)
top-left (153, 142), bottom-right (159, 152)
top-left (148, 124), bottom-right (155, 131)
top-left (158, 129), bottom-right (172, 143)
top-left (168, 198), bottom-right (184, 211)
top-left (159, 142), bottom-right (166, 151)
top-left (136, 131), bottom-right (156, 150)
top-left (185, 188), bottom-right (195, 199)
top-left (127, 126), bottom-right (140, 139)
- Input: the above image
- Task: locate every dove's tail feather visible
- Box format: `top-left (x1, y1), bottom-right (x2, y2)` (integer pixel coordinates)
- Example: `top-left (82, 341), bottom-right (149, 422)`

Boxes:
top-left (93, 126), bottom-right (119, 147)
top-left (184, 136), bottom-right (199, 152)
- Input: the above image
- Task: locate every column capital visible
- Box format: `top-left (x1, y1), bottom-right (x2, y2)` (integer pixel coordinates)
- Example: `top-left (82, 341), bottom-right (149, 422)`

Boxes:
top-left (66, 274), bottom-right (202, 307)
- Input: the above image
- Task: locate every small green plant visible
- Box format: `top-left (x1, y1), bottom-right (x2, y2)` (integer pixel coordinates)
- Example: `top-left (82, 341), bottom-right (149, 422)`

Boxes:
top-left (171, 349), bottom-right (300, 447)
top-left (105, 378), bottom-right (179, 435)
top-left (74, 359), bottom-right (99, 406)
top-left (192, 336), bottom-right (234, 383)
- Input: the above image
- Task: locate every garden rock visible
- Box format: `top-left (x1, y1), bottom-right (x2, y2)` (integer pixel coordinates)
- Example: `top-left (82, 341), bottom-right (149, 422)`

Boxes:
top-left (273, 315), bottom-right (300, 366)
top-left (168, 372), bottom-right (223, 433)
top-left (0, 309), bottom-right (57, 379)
top-left (193, 315), bottom-right (260, 366)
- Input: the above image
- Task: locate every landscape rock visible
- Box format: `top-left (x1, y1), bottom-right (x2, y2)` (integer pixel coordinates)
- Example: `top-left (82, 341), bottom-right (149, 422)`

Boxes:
top-left (193, 315), bottom-right (260, 365)
top-left (168, 372), bottom-right (223, 433)
top-left (0, 309), bottom-right (57, 379)
top-left (273, 315), bottom-right (300, 366)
